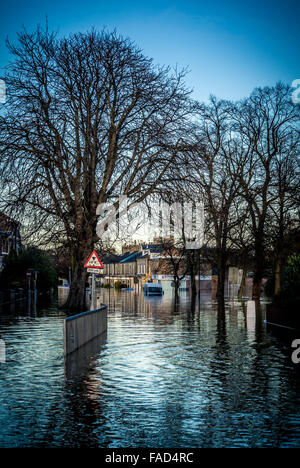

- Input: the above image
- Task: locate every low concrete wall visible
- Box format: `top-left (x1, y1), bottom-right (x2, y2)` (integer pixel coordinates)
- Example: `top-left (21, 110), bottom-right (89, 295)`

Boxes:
top-left (64, 330), bottom-right (107, 379)
top-left (64, 304), bottom-right (107, 355)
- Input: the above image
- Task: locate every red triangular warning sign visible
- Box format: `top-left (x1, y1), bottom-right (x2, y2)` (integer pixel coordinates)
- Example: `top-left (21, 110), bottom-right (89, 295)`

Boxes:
top-left (84, 250), bottom-right (103, 268)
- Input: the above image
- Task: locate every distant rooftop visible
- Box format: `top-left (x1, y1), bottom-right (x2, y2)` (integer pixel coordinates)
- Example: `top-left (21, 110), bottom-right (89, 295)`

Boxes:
top-left (141, 244), bottom-right (164, 253)
top-left (120, 251), bottom-right (145, 263)
top-left (100, 252), bottom-right (129, 264)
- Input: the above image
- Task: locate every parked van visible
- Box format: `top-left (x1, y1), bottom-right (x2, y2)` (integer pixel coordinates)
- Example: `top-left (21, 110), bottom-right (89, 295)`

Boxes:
top-left (144, 283), bottom-right (164, 296)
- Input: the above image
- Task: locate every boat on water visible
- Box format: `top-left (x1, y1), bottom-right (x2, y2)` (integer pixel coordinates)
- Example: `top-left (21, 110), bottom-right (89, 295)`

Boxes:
top-left (144, 283), bottom-right (164, 296)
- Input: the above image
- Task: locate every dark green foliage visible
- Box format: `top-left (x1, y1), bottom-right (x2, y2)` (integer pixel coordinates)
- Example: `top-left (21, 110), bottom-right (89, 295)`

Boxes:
top-left (0, 247), bottom-right (57, 292)
top-left (272, 254), bottom-right (300, 306)
top-left (264, 276), bottom-right (275, 298)
top-left (114, 280), bottom-right (127, 290)
top-left (282, 254), bottom-right (300, 293)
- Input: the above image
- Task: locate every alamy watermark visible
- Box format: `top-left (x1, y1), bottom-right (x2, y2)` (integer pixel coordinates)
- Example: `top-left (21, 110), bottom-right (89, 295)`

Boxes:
top-left (291, 339), bottom-right (300, 364)
top-left (0, 79), bottom-right (6, 104)
top-left (96, 196), bottom-right (204, 249)
top-left (291, 79), bottom-right (300, 104)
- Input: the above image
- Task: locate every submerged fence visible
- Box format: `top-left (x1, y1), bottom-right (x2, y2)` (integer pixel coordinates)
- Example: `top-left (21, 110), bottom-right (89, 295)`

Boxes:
top-left (64, 304), bottom-right (107, 355)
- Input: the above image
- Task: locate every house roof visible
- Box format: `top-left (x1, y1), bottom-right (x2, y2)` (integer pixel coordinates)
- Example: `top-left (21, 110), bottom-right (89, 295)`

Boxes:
top-left (141, 244), bottom-right (164, 253)
top-left (100, 247), bottom-right (162, 265)
top-left (100, 252), bottom-right (128, 264)
top-left (120, 251), bottom-right (145, 263)
top-left (137, 254), bottom-right (149, 261)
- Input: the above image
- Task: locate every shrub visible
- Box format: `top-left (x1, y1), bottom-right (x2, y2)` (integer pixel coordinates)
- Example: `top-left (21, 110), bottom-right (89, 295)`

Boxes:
top-left (264, 276), bottom-right (275, 297)
top-left (274, 253), bottom-right (300, 306)
top-left (282, 254), bottom-right (300, 293)
top-left (0, 247), bottom-right (57, 292)
top-left (114, 280), bottom-right (127, 290)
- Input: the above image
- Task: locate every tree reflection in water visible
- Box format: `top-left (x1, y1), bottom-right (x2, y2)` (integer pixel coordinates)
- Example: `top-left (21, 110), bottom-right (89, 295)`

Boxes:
top-left (0, 289), bottom-right (299, 447)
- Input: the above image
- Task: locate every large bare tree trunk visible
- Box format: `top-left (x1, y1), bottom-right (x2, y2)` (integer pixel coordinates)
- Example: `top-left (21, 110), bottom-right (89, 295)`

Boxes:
top-left (173, 275), bottom-right (181, 303)
top-left (252, 235), bottom-right (264, 300)
top-left (252, 275), bottom-right (262, 300)
top-left (64, 240), bottom-right (93, 312)
top-left (216, 260), bottom-right (226, 300)
top-left (237, 269), bottom-right (247, 300)
top-left (66, 264), bottom-right (87, 312)
top-left (187, 250), bottom-right (197, 299)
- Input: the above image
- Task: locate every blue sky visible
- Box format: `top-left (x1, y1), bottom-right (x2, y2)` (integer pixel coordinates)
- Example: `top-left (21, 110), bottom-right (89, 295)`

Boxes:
top-left (0, 0), bottom-right (299, 102)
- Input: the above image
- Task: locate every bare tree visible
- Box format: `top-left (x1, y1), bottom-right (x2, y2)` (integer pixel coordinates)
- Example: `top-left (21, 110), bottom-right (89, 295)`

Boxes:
top-left (231, 83), bottom-right (300, 299)
top-left (187, 97), bottom-right (245, 301)
top-left (156, 237), bottom-right (188, 299)
top-left (0, 26), bottom-right (193, 311)
top-left (227, 198), bottom-right (254, 300)
top-left (266, 134), bottom-right (300, 295)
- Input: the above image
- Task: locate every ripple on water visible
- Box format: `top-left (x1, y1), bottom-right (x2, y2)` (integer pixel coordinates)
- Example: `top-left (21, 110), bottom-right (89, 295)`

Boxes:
top-left (0, 293), bottom-right (300, 448)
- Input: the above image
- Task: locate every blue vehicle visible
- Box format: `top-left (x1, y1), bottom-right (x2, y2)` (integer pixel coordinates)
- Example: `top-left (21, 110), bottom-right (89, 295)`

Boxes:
top-left (144, 283), bottom-right (164, 296)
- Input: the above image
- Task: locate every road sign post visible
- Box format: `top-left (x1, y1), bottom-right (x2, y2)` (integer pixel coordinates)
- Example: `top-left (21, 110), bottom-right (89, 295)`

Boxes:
top-left (84, 251), bottom-right (104, 311)
top-left (87, 268), bottom-right (103, 274)
top-left (91, 272), bottom-right (96, 310)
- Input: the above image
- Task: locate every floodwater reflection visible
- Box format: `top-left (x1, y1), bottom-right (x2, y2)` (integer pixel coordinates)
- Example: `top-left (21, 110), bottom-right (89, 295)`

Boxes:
top-left (0, 289), bottom-right (299, 447)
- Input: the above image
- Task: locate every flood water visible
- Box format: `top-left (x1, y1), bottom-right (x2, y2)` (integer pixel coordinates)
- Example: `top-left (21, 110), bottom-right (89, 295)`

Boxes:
top-left (0, 289), bottom-right (299, 448)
